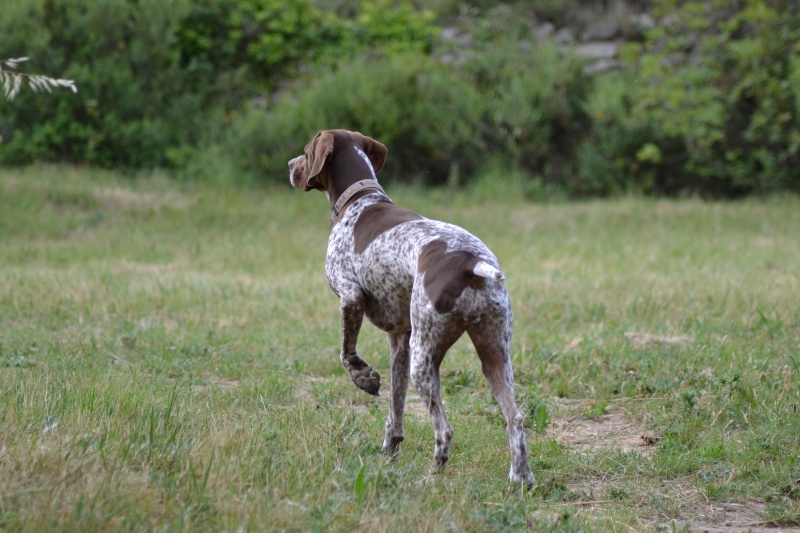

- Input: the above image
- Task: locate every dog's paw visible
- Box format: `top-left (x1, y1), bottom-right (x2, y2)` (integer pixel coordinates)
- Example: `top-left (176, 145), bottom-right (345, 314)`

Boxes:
top-left (382, 435), bottom-right (404, 457)
top-left (430, 455), bottom-right (448, 475)
top-left (509, 471), bottom-right (536, 491)
top-left (351, 367), bottom-right (381, 396)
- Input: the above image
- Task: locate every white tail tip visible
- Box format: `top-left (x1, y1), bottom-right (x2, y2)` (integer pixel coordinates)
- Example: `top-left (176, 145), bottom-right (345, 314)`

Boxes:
top-left (473, 261), bottom-right (505, 281)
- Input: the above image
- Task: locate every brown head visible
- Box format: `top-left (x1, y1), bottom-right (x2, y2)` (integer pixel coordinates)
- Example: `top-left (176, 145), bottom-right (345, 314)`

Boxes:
top-left (288, 130), bottom-right (387, 200)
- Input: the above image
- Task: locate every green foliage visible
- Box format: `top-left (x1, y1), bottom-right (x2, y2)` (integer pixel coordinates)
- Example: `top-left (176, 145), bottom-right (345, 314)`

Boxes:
top-left (223, 17), bottom-right (593, 188)
top-left (582, 400), bottom-right (608, 420)
top-left (614, 0), bottom-right (800, 194)
top-left (174, 0), bottom-right (335, 81)
top-left (0, 0), bottom-right (438, 169)
top-left (352, 0), bottom-right (438, 56)
top-left (3, 0), bottom-right (800, 196)
top-left (0, 0), bottom-right (198, 167)
top-left (471, 40), bottom-right (591, 188)
top-left (222, 0), bottom-right (439, 72)
top-left (224, 52), bottom-right (485, 184)
top-left (525, 396), bottom-right (552, 434)
top-left (353, 463), bottom-right (368, 504)
top-left (575, 76), bottom-right (660, 196)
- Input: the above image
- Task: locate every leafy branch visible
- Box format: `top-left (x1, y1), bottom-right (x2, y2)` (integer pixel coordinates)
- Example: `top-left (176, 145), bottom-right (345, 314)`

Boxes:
top-left (1, 57), bottom-right (77, 100)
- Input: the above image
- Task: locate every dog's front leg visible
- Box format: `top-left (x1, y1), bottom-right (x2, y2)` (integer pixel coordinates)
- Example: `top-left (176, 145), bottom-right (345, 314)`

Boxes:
top-left (339, 288), bottom-right (381, 396)
top-left (383, 331), bottom-right (410, 455)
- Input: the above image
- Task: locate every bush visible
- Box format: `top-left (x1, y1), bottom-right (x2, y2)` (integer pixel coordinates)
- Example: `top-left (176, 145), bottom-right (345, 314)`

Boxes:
top-left (223, 53), bottom-right (485, 185)
top-left (466, 40), bottom-right (591, 189)
top-left (4, 0), bottom-right (799, 198)
top-left (0, 0), bottom-right (439, 170)
top-left (0, 0), bottom-right (204, 167)
top-left (220, 7), bottom-right (595, 190)
top-left (574, 77), bottom-right (655, 196)
top-left (432, 4), bottom-right (595, 192)
top-left (615, 0), bottom-right (800, 195)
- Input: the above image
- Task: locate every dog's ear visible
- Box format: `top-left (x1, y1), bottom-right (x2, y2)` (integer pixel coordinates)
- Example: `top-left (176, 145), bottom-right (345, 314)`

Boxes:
top-left (304, 131), bottom-right (335, 190)
top-left (355, 132), bottom-right (388, 174)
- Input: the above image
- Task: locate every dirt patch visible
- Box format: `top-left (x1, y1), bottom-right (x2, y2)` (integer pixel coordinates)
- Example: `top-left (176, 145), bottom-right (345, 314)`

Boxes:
top-left (296, 377), bottom-right (785, 531)
top-left (665, 501), bottom-right (775, 533)
top-left (294, 375), bottom-right (327, 404)
top-left (547, 399), bottom-right (653, 454)
top-left (192, 374), bottom-right (240, 392)
top-left (116, 260), bottom-right (190, 275)
top-left (625, 332), bottom-right (693, 349)
top-left (93, 187), bottom-right (195, 212)
top-left (566, 493), bottom-right (773, 532)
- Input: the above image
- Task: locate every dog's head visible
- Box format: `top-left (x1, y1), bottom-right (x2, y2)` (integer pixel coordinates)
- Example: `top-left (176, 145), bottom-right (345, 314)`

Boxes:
top-left (288, 130), bottom-right (387, 192)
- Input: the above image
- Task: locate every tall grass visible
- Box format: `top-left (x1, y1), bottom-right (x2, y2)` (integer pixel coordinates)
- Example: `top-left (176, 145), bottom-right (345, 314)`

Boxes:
top-left (1, 166), bottom-right (798, 530)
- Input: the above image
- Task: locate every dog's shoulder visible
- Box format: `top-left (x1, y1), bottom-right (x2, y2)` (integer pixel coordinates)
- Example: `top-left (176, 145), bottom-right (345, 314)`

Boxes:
top-left (352, 200), bottom-right (424, 255)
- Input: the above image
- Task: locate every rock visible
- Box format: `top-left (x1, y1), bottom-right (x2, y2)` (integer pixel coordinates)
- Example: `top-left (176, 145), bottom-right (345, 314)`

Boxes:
top-left (440, 27), bottom-right (474, 48)
top-left (555, 27), bottom-right (575, 44)
top-left (441, 27), bottom-right (459, 40)
top-left (582, 18), bottom-right (621, 41)
top-left (583, 58), bottom-right (620, 75)
top-left (533, 22), bottom-right (555, 41)
top-left (574, 42), bottom-right (619, 60)
top-left (629, 13), bottom-right (655, 32)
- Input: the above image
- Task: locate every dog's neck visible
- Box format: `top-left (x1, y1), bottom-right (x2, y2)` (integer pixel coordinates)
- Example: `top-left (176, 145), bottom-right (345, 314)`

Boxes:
top-left (326, 144), bottom-right (388, 223)
top-left (330, 180), bottom-right (386, 226)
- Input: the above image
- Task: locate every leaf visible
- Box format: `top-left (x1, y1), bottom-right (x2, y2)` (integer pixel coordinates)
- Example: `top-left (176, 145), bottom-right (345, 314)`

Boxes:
top-left (636, 143), bottom-right (662, 164)
top-left (354, 463), bottom-right (367, 503)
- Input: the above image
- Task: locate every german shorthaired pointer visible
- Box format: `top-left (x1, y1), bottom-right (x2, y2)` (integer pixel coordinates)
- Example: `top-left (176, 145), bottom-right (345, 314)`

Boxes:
top-left (288, 129), bottom-right (535, 486)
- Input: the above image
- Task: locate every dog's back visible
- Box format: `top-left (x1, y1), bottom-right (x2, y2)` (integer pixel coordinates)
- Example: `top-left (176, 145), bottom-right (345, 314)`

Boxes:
top-left (329, 197), bottom-right (506, 333)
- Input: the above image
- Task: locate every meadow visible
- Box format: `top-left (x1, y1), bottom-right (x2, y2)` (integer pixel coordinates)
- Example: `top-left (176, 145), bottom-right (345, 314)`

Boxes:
top-left (1, 166), bottom-right (798, 531)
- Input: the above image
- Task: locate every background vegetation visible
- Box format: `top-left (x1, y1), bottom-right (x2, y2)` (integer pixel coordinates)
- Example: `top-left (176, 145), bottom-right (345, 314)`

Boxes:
top-left (2, 0), bottom-right (798, 196)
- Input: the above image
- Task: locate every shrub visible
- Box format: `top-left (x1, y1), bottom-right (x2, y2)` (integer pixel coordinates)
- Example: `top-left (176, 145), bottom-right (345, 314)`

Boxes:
top-left (174, 0), bottom-right (328, 85)
top-left (618, 0), bottom-right (800, 195)
top-left (223, 53), bottom-right (485, 185)
top-left (573, 76), bottom-right (653, 196)
top-left (0, 0), bottom-right (439, 170)
top-left (0, 0), bottom-right (199, 167)
top-left (459, 38), bottom-right (592, 190)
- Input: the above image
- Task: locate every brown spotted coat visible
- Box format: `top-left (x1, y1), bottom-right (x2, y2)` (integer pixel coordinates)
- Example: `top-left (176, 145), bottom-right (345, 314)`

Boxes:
top-left (288, 130), bottom-right (534, 486)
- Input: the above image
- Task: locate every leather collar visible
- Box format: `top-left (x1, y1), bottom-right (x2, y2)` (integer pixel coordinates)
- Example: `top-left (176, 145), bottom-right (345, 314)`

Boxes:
top-left (330, 179), bottom-right (386, 226)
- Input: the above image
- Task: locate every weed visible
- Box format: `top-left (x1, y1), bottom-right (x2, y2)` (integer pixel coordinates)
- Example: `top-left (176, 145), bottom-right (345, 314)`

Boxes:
top-left (582, 400), bottom-right (607, 420)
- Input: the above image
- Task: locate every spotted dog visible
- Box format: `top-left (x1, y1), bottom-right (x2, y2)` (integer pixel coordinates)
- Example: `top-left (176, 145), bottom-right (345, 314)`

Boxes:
top-left (288, 129), bottom-right (535, 486)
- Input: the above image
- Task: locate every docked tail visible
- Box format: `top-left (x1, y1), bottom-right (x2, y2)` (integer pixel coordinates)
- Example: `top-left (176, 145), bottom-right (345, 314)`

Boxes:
top-left (472, 260), bottom-right (505, 282)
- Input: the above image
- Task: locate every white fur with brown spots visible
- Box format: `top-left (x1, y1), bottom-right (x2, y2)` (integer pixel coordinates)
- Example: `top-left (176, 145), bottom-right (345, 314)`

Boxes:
top-left (288, 130), bottom-right (535, 487)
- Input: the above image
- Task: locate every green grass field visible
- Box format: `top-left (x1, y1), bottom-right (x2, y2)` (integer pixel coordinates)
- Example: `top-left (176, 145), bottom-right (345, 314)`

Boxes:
top-left (1, 166), bottom-right (799, 531)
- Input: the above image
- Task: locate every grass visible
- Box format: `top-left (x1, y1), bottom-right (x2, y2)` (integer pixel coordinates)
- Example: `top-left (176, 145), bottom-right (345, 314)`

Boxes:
top-left (1, 165), bottom-right (799, 531)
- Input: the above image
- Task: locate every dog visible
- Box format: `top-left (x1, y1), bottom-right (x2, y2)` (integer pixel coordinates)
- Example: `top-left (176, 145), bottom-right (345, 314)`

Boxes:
top-left (288, 129), bottom-right (534, 486)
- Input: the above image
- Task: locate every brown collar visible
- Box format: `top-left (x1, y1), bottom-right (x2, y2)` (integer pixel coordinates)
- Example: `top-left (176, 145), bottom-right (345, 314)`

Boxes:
top-left (330, 179), bottom-right (387, 226)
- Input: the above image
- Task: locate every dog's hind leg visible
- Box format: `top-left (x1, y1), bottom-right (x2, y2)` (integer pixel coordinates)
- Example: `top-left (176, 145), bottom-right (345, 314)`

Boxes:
top-left (468, 303), bottom-right (535, 488)
top-left (409, 303), bottom-right (465, 472)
